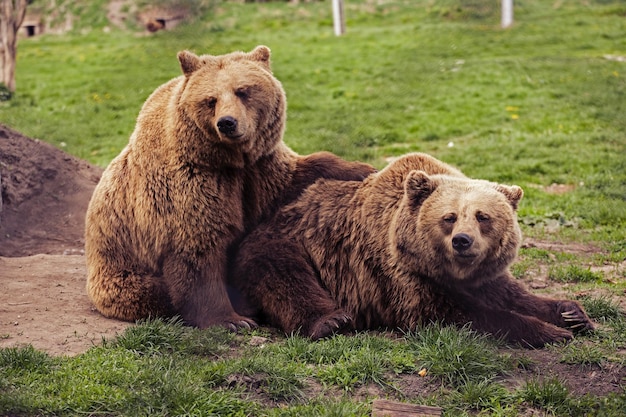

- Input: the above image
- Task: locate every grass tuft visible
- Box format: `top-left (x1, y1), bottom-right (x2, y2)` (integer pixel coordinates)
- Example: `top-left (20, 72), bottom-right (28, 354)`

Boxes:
top-left (268, 397), bottom-right (370, 417)
top-left (519, 377), bottom-right (570, 413)
top-left (558, 340), bottom-right (605, 367)
top-left (109, 316), bottom-right (236, 357)
top-left (578, 295), bottom-right (625, 323)
top-left (316, 348), bottom-right (387, 391)
top-left (548, 265), bottom-right (604, 283)
top-left (0, 345), bottom-right (53, 374)
top-left (451, 378), bottom-right (511, 412)
top-left (232, 350), bottom-right (307, 401)
top-left (111, 316), bottom-right (186, 354)
top-left (405, 323), bottom-right (511, 386)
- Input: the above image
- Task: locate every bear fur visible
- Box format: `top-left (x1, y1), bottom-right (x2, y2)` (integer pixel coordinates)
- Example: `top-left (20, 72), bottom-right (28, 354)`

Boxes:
top-left (85, 46), bottom-right (375, 329)
top-left (231, 153), bottom-right (594, 347)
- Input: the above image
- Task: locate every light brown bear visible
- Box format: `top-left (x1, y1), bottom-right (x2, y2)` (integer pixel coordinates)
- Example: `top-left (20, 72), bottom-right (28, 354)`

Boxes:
top-left (85, 46), bottom-right (375, 329)
top-left (231, 153), bottom-right (594, 347)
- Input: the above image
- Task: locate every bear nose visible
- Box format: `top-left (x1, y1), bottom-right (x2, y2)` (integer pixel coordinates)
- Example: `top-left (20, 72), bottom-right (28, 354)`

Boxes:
top-left (217, 116), bottom-right (238, 136)
top-left (452, 233), bottom-right (474, 252)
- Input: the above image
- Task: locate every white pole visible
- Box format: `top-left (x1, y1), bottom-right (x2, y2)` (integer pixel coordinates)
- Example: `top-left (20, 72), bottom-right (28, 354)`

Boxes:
top-left (332, 0), bottom-right (345, 36)
top-left (501, 0), bottom-right (513, 28)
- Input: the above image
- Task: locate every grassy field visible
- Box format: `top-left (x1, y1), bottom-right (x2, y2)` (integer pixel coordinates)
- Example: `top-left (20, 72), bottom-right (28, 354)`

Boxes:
top-left (1, 0), bottom-right (625, 415)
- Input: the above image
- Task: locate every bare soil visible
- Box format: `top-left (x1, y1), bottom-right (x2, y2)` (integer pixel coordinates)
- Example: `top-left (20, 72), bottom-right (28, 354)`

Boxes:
top-left (0, 123), bottom-right (623, 401)
top-left (0, 124), bottom-right (130, 356)
top-left (0, 254), bottom-right (129, 356)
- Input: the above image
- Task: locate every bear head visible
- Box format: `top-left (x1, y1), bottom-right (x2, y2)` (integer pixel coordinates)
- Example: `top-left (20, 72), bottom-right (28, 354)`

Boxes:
top-left (391, 170), bottom-right (523, 286)
top-left (176, 45), bottom-right (287, 163)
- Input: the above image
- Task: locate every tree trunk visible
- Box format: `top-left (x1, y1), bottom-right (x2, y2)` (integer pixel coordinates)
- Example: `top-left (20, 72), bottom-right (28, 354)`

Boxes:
top-left (1, 0), bottom-right (28, 92)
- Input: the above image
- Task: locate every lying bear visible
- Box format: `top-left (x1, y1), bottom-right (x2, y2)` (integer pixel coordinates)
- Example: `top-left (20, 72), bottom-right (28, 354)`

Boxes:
top-left (231, 153), bottom-right (594, 347)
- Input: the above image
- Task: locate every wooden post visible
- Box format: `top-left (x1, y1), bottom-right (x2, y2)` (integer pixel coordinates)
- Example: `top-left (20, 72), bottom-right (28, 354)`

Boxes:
top-left (371, 399), bottom-right (442, 417)
top-left (332, 0), bottom-right (345, 36)
top-left (501, 0), bottom-right (513, 28)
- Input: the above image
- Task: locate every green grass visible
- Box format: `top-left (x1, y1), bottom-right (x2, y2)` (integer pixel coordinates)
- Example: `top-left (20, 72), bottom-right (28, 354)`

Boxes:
top-left (548, 264), bottom-right (604, 283)
top-left (2, 0), bottom-right (626, 415)
top-left (2, 319), bottom-right (626, 416)
top-left (405, 324), bottom-right (511, 386)
top-left (580, 295), bottom-right (625, 323)
top-left (519, 377), bottom-right (571, 414)
top-left (559, 339), bottom-right (606, 366)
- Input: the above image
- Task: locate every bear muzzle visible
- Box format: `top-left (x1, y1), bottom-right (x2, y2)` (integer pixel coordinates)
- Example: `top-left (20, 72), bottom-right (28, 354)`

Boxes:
top-left (216, 116), bottom-right (243, 139)
top-left (452, 233), bottom-right (478, 260)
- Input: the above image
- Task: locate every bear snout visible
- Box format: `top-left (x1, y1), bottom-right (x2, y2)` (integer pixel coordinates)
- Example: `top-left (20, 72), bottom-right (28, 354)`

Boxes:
top-left (452, 233), bottom-right (474, 252)
top-left (217, 116), bottom-right (240, 137)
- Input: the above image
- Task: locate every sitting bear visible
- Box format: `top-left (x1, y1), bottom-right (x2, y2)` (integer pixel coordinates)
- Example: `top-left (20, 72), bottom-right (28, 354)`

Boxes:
top-left (231, 153), bottom-right (594, 347)
top-left (85, 46), bottom-right (375, 330)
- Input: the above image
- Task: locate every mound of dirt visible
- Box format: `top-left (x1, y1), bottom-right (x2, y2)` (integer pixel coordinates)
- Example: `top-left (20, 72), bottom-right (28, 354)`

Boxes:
top-left (1, 124), bottom-right (130, 356)
top-left (0, 124), bottom-right (103, 256)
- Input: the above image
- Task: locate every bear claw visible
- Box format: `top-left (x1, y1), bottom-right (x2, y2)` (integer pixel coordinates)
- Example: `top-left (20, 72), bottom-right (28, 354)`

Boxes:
top-left (225, 318), bottom-right (258, 332)
top-left (561, 310), bottom-right (581, 321)
top-left (559, 306), bottom-right (594, 333)
top-left (308, 310), bottom-right (352, 340)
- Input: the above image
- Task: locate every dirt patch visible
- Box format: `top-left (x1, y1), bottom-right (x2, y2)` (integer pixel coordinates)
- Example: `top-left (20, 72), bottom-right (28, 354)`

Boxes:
top-left (512, 349), bottom-right (626, 398)
top-left (0, 124), bottom-right (129, 355)
top-left (522, 237), bottom-right (601, 255)
top-left (106, 0), bottom-right (134, 30)
top-left (0, 254), bottom-right (128, 356)
top-left (527, 183), bottom-right (578, 195)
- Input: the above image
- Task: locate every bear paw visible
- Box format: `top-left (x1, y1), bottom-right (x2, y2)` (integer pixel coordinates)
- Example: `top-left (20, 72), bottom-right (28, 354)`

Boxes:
top-left (307, 310), bottom-right (352, 340)
top-left (222, 315), bottom-right (258, 332)
top-left (557, 301), bottom-right (595, 334)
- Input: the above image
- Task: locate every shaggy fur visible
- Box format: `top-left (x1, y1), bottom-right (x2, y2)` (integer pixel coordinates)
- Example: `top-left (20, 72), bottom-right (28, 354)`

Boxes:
top-left (232, 153), bottom-right (594, 347)
top-left (85, 46), bottom-right (375, 329)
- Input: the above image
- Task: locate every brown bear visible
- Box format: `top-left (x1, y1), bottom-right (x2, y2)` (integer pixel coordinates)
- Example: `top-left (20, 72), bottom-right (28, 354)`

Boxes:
top-left (85, 46), bottom-right (375, 330)
top-left (231, 152), bottom-right (594, 347)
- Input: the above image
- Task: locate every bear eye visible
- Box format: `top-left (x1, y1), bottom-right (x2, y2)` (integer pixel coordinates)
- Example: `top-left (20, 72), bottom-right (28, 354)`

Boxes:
top-left (204, 97), bottom-right (217, 109)
top-left (476, 212), bottom-right (491, 222)
top-left (443, 214), bottom-right (457, 223)
top-left (235, 87), bottom-right (250, 100)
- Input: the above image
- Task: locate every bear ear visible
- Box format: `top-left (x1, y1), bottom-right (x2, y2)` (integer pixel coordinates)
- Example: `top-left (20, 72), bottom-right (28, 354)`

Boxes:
top-left (177, 50), bottom-right (202, 77)
top-left (248, 45), bottom-right (272, 71)
top-left (496, 184), bottom-right (524, 210)
top-left (404, 170), bottom-right (437, 207)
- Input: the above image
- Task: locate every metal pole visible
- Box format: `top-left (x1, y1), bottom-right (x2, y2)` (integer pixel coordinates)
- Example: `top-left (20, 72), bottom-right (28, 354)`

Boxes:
top-left (502, 0), bottom-right (513, 28)
top-left (332, 0), bottom-right (345, 36)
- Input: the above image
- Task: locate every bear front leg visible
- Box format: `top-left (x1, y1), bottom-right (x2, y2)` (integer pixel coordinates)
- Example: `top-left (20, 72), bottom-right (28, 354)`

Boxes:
top-left (471, 274), bottom-right (595, 334)
top-left (460, 306), bottom-right (574, 348)
top-left (231, 235), bottom-right (351, 339)
top-left (164, 255), bottom-right (257, 330)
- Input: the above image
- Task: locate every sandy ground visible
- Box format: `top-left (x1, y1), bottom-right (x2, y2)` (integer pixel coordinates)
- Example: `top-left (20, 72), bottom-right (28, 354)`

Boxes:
top-left (0, 254), bottom-right (130, 356)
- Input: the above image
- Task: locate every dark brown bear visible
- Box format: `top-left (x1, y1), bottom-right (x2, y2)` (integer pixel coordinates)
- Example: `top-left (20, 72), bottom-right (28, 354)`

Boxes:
top-left (231, 153), bottom-right (594, 347)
